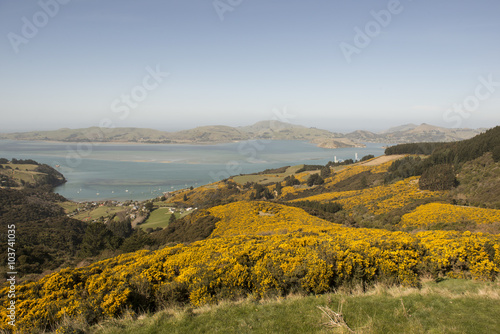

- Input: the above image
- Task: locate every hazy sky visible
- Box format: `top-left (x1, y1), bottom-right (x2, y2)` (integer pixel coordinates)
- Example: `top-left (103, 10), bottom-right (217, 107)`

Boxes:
top-left (1, 0), bottom-right (499, 133)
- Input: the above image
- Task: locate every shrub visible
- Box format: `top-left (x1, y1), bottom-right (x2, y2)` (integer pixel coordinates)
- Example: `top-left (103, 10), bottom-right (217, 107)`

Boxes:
top-left (361, 154), bottom-right (375, 162)
top-left (285, 175), bottom-right (300, 186)
top-left (307, 174), bottom-right (324, 187)
top-left (419, 164), bottom-right (458, 191)
top-left (493, 146), bottom-right (500, 163)
top-left (384, 156), bottom-right (425, 183)
top-left (320, 167), bottom-right (331, 178)
top-left (296, 165), bottom-right (324, 173)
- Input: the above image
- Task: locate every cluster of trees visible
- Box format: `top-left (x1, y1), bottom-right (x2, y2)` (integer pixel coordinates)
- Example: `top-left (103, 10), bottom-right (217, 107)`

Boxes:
top-left (419, 164), bottom-right (458, 191)
top-left (0, 186), bottom-right (157, 277)
top-left (151, 210), bottom-right (219, 244)
top-left (0, 187), bottom-right (80, 274)
top-left (429, 126), bottom-right (500, 165)
top-left (0, 158), bottom-right (66, 188)
top-left (35, 163), bottom-right (67, 187)
top-left (306, 173), bottom-right (324, 186)
top-left (284, 200), bottom-right (344, 224)
top-left (385, 142), bottom-right (446, 155)
top-left (384, 156), bottom-right (425, 183)
top-left (295, 165), bottom-right (324, 173)
top-left (79, 220), bottom-right (153, 256)
top-left (284, 175), bottom-right (300, 186)
top-left (292, 200), bottom-right (343, 214)
top-left (251, 183), bottom-right (274, 200)
top-left (385, 126), bottom-right (500, 165)
top-left (384, 157), bottom-right (458, 191)
top-left (360, 154), bottom-right (375, 161)
top-left (383, 127), bottom-right (500, 190)
top-left (0, 158), bottom-right (41, 165)
top-left (326, 159), bottom-right (355, 167)
top-left (253, 166), bottom-right (290, 175)
top-left (10, 158), bottom-right (40, 165)
top-left (324, 154), bottom-right (374, 168)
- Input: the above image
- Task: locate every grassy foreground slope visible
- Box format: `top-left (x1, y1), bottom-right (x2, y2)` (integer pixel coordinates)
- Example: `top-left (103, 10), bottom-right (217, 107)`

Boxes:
top-left (91, 279), bottom-right (500, 334)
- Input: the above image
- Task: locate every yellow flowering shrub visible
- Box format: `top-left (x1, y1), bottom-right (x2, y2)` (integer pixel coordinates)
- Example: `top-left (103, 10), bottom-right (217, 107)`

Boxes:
top-left (1, 200), bottom-right (499, 333)
top-left (208, 201), bottom-right (337, 237)
top-left (293, 177), bottom-right (445, 215)
top-left (400, 203), bottom-right (500, 229)
top-left (417, 230), bottom-right (500, 280)
top-left (323, 161), bottom-right (393, 185)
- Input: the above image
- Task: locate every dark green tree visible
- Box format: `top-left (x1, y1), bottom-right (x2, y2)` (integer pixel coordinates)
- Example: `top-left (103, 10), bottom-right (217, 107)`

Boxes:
top-left (306, 174), bottom-right (324, 187)
top-left (108, 219), bottom-right (133, 239)
top-left (419, 164), bottom-right (458, 191)
top-left (275, 182), bottom-right (282, 196)
top-left (320, 166), bottom-right (331, 178)
top-left (285, 175), bottom-right (300, 186)
top-left (78, 222), bottom-right (118, 257)
top-left (361, 154), bottom-right (375, 162)
top-left (493, 146), bottom-right (500, 163)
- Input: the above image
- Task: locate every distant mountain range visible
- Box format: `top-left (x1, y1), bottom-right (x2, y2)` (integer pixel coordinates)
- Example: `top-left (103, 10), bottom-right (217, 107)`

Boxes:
top-left (346, 123), bottom-right (485, 144)
top-left (0, 121), bottom-right (487, 148)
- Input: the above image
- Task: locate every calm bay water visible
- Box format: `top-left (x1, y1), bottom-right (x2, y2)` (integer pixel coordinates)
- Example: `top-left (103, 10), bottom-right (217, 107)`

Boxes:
top-left (0, 140), bottom-right (386, 201)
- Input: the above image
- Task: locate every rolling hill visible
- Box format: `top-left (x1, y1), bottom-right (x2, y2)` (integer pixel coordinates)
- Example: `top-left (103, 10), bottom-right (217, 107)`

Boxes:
top-left (0, 121), bottom-right (484, 147)
top-left (347, 123), bottom-right (484, 143)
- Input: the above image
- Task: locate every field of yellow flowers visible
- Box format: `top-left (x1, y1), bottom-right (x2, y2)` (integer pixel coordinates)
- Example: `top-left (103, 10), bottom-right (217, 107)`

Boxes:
top-left (293, 176), bottom-right (445, 215)
top-left (2, 200), bottom-right (500, 333)
top-left (400, 203), bottom-right (500, 229)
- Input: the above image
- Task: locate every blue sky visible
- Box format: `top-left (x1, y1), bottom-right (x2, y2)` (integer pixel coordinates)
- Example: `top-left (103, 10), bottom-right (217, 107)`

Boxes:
top-left (1, 0), bottom-right (499, 133)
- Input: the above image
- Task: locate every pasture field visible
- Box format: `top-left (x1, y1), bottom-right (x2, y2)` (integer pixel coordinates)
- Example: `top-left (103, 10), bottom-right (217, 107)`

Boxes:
top-left (139, 207), bottom-right (182, 231)
top-left (232, 165), bottom-right (305, 185)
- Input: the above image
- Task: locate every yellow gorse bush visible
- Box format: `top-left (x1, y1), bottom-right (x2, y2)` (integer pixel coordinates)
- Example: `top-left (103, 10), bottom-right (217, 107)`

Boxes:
top-left (293, 177), bottom-right (445, 215)
top-left (2, 200), bottom-right (499, 333)
top-left (324, 161), bottom-right (392, 185)
top-left (400, 203), bottom-right (500, 229)
top-left (208, 201), bottom-right (336, 236)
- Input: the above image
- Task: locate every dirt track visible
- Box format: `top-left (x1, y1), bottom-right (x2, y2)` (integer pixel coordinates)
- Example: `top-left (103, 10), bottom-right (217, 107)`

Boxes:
top-left (357, 154), bottom-right (406, 166)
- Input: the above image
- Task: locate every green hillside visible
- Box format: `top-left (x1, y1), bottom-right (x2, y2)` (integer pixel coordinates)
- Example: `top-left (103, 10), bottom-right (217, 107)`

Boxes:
top-left (1, 127), bottom-right (500, 333)
top-left (0, 121), bottom-right (359, 147)
top-left (0, 158), bottom-right (66, 188)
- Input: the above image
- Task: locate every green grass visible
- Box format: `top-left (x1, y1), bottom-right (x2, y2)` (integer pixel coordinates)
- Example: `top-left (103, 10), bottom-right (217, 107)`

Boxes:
top-left (1, 163), bottom-right (40, 171)
top-left (140, 208), bottom-right (180, 230)
top-left (73, 206), bottom-right (126, 221)
top-left (232, 165), bottom-right (305, 185)
top-left (59, 201), bottom-right (80, 213)
top-left (54, 279), bottom-right (500, 334)
top-left (0, 163), bottom-right (45, 186)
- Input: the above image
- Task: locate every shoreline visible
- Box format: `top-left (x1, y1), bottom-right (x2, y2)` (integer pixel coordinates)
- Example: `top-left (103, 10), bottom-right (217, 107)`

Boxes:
top-left (0, 138), bottom-right (364, 149)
